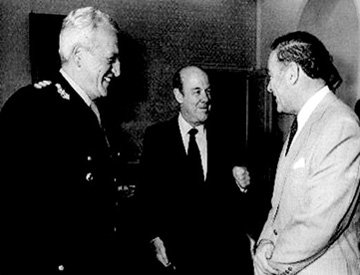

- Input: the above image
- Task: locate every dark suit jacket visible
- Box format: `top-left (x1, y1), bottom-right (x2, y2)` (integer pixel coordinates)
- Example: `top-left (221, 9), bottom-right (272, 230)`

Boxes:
top-left (140, 116), bottom-right (253, 274)
top-left (0, 74), bottom-right (122, 274)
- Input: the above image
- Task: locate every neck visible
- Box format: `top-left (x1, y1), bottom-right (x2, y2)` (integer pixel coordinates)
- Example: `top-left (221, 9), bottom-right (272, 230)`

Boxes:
top-left (61, 64), bottom-right (95, 101)
top-left (295, 79), bottom-right (326, 114)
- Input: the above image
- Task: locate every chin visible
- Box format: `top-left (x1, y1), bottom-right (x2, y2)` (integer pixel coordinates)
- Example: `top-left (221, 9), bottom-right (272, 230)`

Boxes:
top-left (98, 87), bottom-right (108, 97)
top-left (276, 104), bottom-right (284, 113)
top-left (199, 116), bottom-right (208, 123)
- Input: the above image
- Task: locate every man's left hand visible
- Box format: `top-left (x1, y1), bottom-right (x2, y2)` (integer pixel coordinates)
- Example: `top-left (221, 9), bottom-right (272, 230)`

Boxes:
top-left (232, 166), bottom-right (250, 192)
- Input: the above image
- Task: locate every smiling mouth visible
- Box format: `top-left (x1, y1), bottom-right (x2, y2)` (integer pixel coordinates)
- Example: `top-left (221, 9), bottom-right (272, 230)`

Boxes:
top-left (199, 107), bottom-right (209, 113)
top-left (104, 76), bottom-right (112, 83)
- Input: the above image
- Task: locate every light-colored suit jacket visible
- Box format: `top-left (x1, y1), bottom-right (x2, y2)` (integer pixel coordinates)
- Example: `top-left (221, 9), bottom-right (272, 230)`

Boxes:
top-left (258, 91), bottom-right (360, 275)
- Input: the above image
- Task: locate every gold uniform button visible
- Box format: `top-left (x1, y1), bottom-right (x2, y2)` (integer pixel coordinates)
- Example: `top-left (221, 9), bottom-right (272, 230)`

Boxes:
top-left (85, 172), bottom-right (94, 182)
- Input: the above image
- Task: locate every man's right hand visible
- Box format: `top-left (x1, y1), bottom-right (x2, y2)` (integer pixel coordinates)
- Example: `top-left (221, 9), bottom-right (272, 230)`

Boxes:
top-left (253, 241), bottom-right (278, 275)
top-left (233, 166), bottom-right (250, 193)
top-left (151, 237), bottom-right (171, 267)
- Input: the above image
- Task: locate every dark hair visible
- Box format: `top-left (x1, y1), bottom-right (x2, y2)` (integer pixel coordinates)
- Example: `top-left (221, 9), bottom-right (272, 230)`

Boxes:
top-left (172, 67), bottom-right (183, 91)
top-left (271, 31), bottom-right (342, 91)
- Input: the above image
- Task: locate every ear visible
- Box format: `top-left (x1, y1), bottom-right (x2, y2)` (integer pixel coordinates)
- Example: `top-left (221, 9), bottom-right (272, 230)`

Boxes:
top-left (72, 45), bottom-right (83, 68)
top-left (287, 62), bottom-right (300, 85)
top-left (173, 88), bottom-right (184, 104)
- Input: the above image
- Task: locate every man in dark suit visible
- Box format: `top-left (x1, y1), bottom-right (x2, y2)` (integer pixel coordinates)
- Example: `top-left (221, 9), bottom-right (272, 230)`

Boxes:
top-left (0, 7), bottom-right (125, 274)
top-left (140, 65), bottom-right (253, 274)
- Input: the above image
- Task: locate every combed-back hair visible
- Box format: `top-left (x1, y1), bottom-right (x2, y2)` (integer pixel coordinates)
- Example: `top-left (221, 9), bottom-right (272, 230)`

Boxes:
top-left (271, 31), bottom-right (342, 91)
top-left (59, 6), bottom-right (119, 64)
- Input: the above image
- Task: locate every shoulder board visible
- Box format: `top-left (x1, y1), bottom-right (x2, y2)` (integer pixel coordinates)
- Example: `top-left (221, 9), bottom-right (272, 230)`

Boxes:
top-left (34, 81), bottom-right (70, 101)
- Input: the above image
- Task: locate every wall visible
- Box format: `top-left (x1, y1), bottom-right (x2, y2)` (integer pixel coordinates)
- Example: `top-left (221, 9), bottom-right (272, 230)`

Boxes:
top-left (258, 0), bottom-right (360, 138)
top-left (2, 0), bottom-right (359, 155)
top-left (0, 0), bottom-right (257, 156)
top-left (298, 0), bottom-right (359, 108)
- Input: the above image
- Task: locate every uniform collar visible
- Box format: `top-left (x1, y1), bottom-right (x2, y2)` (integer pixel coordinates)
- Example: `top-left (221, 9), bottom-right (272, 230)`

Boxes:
top-left (60, 68), bottom-right (93, 107)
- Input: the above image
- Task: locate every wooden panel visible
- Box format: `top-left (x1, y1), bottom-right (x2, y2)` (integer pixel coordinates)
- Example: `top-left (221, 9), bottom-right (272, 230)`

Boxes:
top-left (29, 13), bottom-right (64, 82)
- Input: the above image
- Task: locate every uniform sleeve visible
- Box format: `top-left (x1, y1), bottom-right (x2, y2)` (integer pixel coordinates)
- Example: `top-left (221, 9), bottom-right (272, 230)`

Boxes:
top-left (138, 126), bottom-right (164, 240)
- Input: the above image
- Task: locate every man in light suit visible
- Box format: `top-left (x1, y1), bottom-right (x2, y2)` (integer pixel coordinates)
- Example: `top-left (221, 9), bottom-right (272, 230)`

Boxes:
top-left (140, 65), bottom-right (254, 274)
top-left (253, 31), bottom-right (360, 275)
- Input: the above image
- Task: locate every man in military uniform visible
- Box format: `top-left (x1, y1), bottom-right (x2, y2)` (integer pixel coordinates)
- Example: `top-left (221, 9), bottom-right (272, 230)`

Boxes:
top-left (0, 7), bottom-right (124, 273)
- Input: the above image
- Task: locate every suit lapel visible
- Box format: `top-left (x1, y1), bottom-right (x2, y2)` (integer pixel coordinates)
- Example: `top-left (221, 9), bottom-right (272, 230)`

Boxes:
top-left (169, 116), bottom-right (188, 162)
top-left (272, 92), bottom-right (337, 220)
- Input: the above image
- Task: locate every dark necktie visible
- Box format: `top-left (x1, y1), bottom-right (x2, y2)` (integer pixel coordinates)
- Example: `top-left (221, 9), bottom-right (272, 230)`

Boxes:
top-left (90, 101), bottom-right (102, 126)
top-left (188, 128), bottom-right (204, 183)
top-left (90, 101), bottom-right (110, 148)
top-left (285, 117), bottom-right (298, 156)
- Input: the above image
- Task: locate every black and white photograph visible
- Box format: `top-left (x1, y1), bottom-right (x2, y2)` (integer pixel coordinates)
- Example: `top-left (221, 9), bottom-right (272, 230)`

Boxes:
top-left (0, 1), bottom-right (359, 274)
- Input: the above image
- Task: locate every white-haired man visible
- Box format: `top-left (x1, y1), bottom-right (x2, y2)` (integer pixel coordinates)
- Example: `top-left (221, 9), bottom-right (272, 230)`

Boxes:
top-left (0, 7), bottom-right (123, 274)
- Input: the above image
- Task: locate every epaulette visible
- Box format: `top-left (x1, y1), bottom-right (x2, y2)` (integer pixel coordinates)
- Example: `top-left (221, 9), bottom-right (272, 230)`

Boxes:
top-left (33, 81), bottom-right (70, 100)
top-left (34, 82), bottom-right (70, 101)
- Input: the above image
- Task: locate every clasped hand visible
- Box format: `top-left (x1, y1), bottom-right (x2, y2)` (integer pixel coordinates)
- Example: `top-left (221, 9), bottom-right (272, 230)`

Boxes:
top-left (232, 166), bottom-right (250, 192)
top-left (253, 241), bottom-right (279, 275)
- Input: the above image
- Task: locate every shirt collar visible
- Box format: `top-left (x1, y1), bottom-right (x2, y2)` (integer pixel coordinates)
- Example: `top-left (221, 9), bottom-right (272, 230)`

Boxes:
top-left (178, 113), bottom-right (205, 137)
top-left (296, 85), bottom-right (330, 132)
top-left (60, 68), bottom-right (92, 107)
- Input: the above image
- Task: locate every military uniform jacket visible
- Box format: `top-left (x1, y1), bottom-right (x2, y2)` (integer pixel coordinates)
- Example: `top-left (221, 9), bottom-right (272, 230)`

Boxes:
top-left (0, 74), bottom-right (120, 273)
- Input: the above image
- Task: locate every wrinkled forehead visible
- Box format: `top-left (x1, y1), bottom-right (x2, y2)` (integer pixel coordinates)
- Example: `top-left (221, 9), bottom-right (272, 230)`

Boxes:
top-left (268, 50), bottom-right (286, 73)
top-left (92, 26), bottom-right (119, 51)
top-left (181, 68), bottom-right (209, 89)
top-left (268, 51), bottom-right (278, 68)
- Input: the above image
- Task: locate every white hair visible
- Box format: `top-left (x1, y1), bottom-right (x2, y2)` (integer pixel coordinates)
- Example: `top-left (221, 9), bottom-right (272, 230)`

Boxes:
top-left (59, 6), bottom-right (119, 63)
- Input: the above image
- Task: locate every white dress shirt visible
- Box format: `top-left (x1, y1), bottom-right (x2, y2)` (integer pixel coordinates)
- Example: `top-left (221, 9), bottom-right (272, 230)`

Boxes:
top-left (292, 85), bottom-right (331, 145)
top-left (178, 113), bottom-right (208, 180)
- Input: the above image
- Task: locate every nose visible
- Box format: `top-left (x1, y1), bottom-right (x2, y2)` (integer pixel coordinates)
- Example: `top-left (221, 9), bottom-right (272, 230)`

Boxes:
top-left (200, 90), bottom-right (211, 102)
top-left (112, 59), bottom-right (121, 77)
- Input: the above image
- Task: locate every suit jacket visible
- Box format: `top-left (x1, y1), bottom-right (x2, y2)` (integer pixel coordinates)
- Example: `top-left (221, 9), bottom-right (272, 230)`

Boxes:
top-left (140, 115), bottom-right (253, 274)
top-left (0, 74), bottom-right (122, 273)
top-left (258, 91), bottom-right (360, 275)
